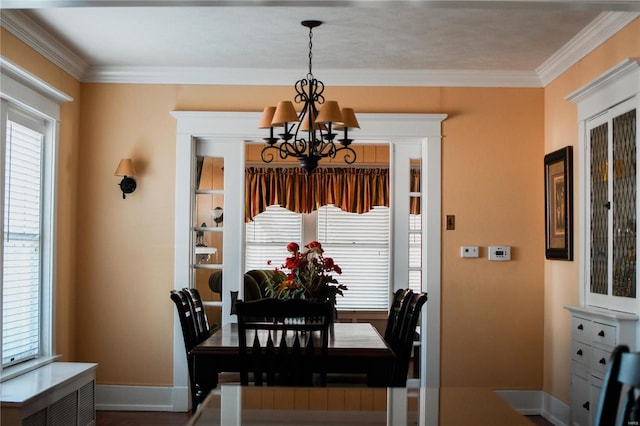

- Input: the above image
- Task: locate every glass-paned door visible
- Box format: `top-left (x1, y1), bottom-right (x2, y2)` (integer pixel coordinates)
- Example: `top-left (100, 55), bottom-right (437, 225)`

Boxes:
top-left (586, 100), bottom-right (638, 313)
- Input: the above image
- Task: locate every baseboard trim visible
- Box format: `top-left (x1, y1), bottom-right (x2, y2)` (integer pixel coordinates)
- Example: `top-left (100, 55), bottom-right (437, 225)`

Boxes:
top-left (495, 389), bottom-right (570, 426)
top-left (96, 385), bottom-right (186, 412)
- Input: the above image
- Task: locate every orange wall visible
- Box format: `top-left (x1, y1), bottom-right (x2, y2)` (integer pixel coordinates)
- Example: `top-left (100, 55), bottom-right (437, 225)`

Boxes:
top-left (5, 18), bottom-right (636, 394)
top-left (543, 17), bottom-right (640, 403)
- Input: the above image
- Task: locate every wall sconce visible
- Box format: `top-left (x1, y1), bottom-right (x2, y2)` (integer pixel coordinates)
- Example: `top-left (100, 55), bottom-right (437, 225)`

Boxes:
top-left (211, 207), bottom-right (224, 227)
top-left (114, 158), bottom-right (137, 199)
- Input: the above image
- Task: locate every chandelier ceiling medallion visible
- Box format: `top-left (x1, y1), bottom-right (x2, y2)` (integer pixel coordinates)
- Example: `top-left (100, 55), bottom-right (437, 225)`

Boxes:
top-left (258, 20), bottom-right (360, 174)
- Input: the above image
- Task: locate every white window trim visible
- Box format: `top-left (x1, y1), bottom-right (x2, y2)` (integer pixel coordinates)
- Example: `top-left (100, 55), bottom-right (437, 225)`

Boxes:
top-left (172, 111), bottom-right (445, 413)
top-left (0, 57), bottom-right (71, 381)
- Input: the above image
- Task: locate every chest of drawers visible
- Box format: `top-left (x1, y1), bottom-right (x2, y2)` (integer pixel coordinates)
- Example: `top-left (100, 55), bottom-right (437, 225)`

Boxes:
top-left (564, 306), bottom-right (637, 426)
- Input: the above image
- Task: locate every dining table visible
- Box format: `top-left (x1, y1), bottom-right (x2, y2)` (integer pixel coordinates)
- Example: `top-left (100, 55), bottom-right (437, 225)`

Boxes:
top-left (190, 322), bottom-right (395, 399)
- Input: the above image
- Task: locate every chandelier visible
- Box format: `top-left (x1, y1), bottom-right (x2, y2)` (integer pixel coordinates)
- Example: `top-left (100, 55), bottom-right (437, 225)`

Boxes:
top-left (258, 20), bottom-right (360, 174)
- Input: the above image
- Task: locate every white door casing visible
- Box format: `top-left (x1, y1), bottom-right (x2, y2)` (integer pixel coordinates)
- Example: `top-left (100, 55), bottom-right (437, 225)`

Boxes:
top-left (171, 111), bottom-right (446, 412)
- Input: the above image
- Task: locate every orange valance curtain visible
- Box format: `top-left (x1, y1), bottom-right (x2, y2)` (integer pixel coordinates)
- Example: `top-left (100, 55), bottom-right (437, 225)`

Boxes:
top-left (245, 167), bottom-right (389, 222)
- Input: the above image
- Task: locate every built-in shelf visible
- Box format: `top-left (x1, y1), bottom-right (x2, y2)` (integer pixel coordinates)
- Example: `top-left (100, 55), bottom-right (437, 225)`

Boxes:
top-left (195, 246), bottom-right (218, 263)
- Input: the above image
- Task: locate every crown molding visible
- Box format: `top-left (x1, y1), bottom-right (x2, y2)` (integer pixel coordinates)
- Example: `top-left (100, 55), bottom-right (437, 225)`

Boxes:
top-left (0, 10), bottom-right (88, 80)
top-left (536, 11), bottom-right (640, 86)
top-left (83, 66), bottom-right (543, 87)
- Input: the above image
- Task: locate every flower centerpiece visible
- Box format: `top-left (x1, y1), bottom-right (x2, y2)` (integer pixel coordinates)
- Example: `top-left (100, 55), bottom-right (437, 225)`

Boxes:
top-left (265, 241), bottom-right (348, 307)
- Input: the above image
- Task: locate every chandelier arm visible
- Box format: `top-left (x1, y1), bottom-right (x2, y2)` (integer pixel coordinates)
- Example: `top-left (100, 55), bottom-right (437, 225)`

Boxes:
top-left (333, 145), bottom-right (358, 164)
top-left (260, 145), bottom-right (278, 164)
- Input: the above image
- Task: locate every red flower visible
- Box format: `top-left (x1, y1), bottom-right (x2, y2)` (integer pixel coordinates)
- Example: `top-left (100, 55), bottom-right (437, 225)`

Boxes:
top-left (264, 241), bottom-right (347, 302)
top-left (306, 241), bottom-right (323, 253)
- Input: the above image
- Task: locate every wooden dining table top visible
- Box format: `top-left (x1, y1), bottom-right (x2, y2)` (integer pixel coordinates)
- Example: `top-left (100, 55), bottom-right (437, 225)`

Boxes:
top-left (192, 322), bottom-right (393, 359)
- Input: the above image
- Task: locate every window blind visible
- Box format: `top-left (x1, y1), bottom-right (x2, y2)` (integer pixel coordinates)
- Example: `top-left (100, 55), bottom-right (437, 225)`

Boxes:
top-left (2, 120), bottom-right (43, 367)
top-left (409, 213), bottom-right (422, 292)
top-left (245, 205), bottom-right (302, 271)
top-left (318, 205), bottom-right (390, 310)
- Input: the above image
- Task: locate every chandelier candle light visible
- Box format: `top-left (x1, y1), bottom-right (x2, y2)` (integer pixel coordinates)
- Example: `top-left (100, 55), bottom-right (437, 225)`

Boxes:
top-left (259, 20), bottom-right (360, 174)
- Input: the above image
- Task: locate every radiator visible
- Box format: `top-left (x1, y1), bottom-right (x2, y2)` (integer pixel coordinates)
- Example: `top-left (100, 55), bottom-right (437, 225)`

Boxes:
top-left (1, 362), bottom-right (98, 426)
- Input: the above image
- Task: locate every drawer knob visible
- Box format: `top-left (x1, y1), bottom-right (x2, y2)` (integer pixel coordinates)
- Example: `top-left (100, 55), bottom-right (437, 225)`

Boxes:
top-left (598, 330), bottom-right (605, 337)
top-left (577, 324), bottom-right (584, 330)
top-left (583, 401), bottom-right (590, 411)
top-left (577, 349), bottom-right (583, 356)
top-left (599, 357), bottom-right (607, 365)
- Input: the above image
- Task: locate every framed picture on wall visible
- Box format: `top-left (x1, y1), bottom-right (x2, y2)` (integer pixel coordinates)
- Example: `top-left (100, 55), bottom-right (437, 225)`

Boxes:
top-left (544, 146), bottom-right (573, 260)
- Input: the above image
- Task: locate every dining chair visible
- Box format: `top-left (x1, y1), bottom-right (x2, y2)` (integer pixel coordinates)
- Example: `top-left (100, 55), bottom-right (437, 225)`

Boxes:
top-left (170, 289), bottom-right (204, 410)
top-left (383, 288), bottom-right (414, 349)
top-left (594, 344), bottom-right (640, 426)
top-left (182, 287), bottom-right (215, 340)
top-left (390, 291), bottom-right (428, 387)
top-left (235, 298), bottom-right (333, 387)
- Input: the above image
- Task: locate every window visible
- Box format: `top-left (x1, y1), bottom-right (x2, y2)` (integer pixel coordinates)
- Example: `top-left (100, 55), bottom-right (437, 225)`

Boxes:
top-left (318, 205), bottom-right (390, 311)
top-left (0, 61), bottom-right (66, 376)
top-left (245, 205), bottom-right (302, 271)
top-left (2, 116), bottom-right (45, 367)
top-left (245, 204), bottom-right (390, 310)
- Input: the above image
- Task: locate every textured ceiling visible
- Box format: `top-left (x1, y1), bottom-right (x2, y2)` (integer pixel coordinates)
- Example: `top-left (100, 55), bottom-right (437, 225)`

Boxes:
top-left (2, 1), bottom-right (639, 86)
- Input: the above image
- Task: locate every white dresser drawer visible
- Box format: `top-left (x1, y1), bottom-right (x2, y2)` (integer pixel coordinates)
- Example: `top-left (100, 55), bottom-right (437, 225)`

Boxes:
top-left (571, 316), bottom-right (592, 343)
top-left (590, 347), bottom-right (611, 378)
top-left (571, 372), bottom-right (590, 426)
top-left (571, 341), bottom-right (590, 367)
top-left (590, 322), bottom-right (616, 348)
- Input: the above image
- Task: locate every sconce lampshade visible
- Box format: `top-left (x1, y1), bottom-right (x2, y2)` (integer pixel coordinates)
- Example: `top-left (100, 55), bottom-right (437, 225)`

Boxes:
top-left (115, 158), bottom-right (136, 176)
top-left (115, 158), bottom-right (137, 199)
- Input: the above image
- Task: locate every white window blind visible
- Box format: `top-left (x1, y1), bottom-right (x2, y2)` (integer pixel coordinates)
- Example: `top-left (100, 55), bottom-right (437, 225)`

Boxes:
top-left (245, 205), bottom-right (302, 271)
top-left (2, 119), bottom-right (44, 367)
top-left (409, 213), bottom-right (422, 293)
top-left (318, 205), bottom-right (390, 311)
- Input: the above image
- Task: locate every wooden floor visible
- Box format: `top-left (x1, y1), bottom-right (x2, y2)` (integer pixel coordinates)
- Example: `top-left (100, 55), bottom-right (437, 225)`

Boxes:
top-left (96, 410), bottom-right (553, 425)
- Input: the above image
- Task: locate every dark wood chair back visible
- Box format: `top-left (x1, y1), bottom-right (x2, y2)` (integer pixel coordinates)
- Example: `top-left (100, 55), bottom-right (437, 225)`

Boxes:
top-left (390, 292), bottom-right (427, 387)
top-left (383, 288), bottom-right (413, 348)
top-left (595, 345), bottom-right (640, 426)
top-left (235, 298), bottom-right (333, 387)
top-left (182, 287), bottom-right (212, 340)
top-left (170, 290), bottom-right (200, 351)
top-left (170, 289), bottom-right (203, 411)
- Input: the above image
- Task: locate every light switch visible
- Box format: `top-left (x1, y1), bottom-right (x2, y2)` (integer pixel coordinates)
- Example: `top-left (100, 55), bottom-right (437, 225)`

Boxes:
top-left (461, 246), bottom-right (479, 258)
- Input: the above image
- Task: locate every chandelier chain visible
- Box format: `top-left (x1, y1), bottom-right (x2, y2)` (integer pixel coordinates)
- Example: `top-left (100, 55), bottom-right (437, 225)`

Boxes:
top-left (308, 26), bottom-right (314, 79)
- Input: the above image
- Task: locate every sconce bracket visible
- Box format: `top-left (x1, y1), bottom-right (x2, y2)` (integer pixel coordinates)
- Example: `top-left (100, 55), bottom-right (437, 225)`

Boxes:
top-left (119, 176), bottom-right (137, 199)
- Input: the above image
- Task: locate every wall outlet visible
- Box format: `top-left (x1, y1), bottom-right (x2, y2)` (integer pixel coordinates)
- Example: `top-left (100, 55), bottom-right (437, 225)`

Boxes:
top-left (461, 246), bottom-right (479, 258)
